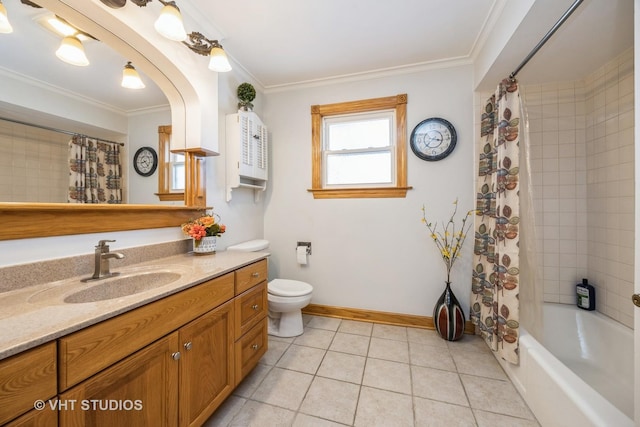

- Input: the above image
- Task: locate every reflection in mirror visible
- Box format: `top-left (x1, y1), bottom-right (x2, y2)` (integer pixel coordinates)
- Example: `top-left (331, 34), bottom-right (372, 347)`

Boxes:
top-left (0, 1), bottom-right (170, 204)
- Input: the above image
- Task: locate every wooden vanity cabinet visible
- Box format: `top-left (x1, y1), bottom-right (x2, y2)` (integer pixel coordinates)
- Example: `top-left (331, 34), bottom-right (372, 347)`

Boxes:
top-left (0, 342), bottom-right (57, 426)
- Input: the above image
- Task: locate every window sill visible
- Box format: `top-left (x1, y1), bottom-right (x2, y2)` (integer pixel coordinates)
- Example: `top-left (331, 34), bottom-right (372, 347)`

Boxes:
top-left (308, 187), bottom-right (412, 199)
top-left (156, 192), bottom-right (185, 202)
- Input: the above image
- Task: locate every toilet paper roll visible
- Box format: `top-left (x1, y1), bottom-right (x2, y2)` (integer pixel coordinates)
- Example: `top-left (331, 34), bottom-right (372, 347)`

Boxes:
top-left (296, 246), bottom-right (308, 265)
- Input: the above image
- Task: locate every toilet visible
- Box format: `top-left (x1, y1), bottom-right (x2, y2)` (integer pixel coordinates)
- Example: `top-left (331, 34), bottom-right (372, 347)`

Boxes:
top-left (227, 240), bottom-right (313, 337)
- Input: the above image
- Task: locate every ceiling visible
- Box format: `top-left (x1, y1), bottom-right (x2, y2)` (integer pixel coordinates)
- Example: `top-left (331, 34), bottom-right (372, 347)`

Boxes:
top-left (0, 0), bottom-right (634, 112)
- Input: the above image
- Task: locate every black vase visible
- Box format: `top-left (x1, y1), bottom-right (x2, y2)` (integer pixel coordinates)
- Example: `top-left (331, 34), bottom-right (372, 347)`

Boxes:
top-left (433, 282), bottom-right (465, 341)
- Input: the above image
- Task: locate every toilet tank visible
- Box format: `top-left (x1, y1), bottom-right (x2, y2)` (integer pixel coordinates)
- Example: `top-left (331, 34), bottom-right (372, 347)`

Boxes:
top-left (227, 239), bottom-right (269, 252)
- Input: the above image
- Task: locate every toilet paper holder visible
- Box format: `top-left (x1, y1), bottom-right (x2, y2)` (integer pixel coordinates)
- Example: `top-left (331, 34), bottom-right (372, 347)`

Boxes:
top-left (296, 242), bottom-right (311, 255)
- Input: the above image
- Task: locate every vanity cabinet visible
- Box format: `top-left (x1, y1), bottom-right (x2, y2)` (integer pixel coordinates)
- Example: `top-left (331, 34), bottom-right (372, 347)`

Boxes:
top-left (0, 342), bottom-right (57, 426)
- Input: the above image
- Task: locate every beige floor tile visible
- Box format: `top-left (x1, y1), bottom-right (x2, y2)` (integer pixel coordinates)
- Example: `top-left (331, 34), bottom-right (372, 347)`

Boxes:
top-left (269, 334), bottom-right (296, 344)
top-left (228, 400), bottom-right (295, 426)
top-left (473, 409), bottom-right (541, 427)
top-left (276, 344), bottom-right (327, 374)
top-left (368, 337), bottom-right (409, 363)
top-left (407, 327), bottom-right (448, 347)
top-left (409, 341), bottom-right (456, 371)
top-left (354, 386), bottom-right (414, 427)
top-left (338, 320), bottom-right (373, 336)
top-left (261, 340), bottom-right (290, 366)
top-left (293, 413), bottom-right (348, 427)
top-left (202, 395), bottom-right (246, 427)
top-left (251, 367), bottom-right (314, 410)
top-left (307, 315), bottom-right (342, 331)
top-left (329, 332), bottom-right (370, 356)
top-left (294, 327), bottom-right (336, 349)
top-left (447, 334), bottom-right (491, 353)
top-left (371, 323), bottom-right (407, 341)
top-left (461, 374), bottom-right (536, 420)
top-left (411, 365), bottom-right (469, 406)
top-left (316, 350), bottom-right (366, 384)
top-left (452, 351), bottom-right (507, 380)
top-left (413, 397), bottom-right (476, 427)
top-left (299, 377), bottom-right (360, 425)
top-left (232, 363), bottom-right (272, 398)
top-left (362, 358), bottom-right (411, 394)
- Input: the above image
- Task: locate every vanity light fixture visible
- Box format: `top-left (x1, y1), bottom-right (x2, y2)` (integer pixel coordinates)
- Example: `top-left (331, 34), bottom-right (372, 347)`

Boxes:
top-left (56, 35), bottom-right (90, 66)
top-left (0, 0), bottom-right (13, 34)
top-left (121, 61), bottom-right (146, 89)
top-left (153, 1), bottom-right (187, 41)
top-left (184, 32), bottom-right (232, 72)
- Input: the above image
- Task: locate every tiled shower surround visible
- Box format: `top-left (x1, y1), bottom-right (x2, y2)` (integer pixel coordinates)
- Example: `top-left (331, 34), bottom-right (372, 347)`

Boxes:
top-left (523, 47), bottom-right (634, 328)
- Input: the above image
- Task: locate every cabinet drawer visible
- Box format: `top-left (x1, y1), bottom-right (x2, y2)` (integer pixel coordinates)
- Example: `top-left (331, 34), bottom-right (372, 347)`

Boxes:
top-left (4, 406), bottom-right (57, 427)
top-left (58, 272), bottom-right (234, 391)
top-left (234, 281), bottom-right (267, 340)
top-left (0, 342), bottom-right (57, 426)
top-left (235, 259), bottom-right (268, 294)
top-left (234, 320), bottom-right (267, 385)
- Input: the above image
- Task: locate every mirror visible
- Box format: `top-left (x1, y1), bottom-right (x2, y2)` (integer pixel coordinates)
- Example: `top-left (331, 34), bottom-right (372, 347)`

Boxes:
top-left (0, 1), bottom-right (201, 240)
top-left (0, 0), bottom-right (170, 204)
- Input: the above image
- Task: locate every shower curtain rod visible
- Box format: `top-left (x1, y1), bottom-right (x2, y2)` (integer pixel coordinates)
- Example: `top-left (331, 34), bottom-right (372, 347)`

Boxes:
top-left (509, 0), bottom-right (584, 80)
top-left (0, 116), bottom-right (125, 146)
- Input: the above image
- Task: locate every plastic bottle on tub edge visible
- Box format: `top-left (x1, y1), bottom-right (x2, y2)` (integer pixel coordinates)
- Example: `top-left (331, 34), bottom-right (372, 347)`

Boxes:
top-left (576, 278), bottom-right (595, 311)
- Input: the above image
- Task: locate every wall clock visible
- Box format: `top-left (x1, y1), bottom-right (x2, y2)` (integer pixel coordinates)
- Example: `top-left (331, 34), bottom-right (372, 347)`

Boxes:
top-left (410, 117), bottom-right (457, 161)
top-left (133, 146), bottom-right (158, 177)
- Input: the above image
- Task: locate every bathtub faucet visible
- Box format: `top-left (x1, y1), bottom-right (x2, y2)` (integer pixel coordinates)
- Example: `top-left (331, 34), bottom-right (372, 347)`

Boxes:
top-left (82, 239), bottom-right (125, 282)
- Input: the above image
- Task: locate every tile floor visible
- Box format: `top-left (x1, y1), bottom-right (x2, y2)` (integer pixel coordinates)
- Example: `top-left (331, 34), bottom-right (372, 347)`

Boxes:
top-left (204, 315), bottom-right (540, 427)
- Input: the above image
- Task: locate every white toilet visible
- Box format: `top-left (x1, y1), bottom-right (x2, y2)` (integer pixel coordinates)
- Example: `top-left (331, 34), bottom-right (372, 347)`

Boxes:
top-left (227, 240), bottom-right (313, 337)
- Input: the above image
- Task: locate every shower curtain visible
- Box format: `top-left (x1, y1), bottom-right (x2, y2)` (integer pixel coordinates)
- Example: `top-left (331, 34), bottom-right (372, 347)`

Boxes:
top-left (68, 135), bottom-right (123, 204)
top-left (471, 78), bottom-right (521, 364)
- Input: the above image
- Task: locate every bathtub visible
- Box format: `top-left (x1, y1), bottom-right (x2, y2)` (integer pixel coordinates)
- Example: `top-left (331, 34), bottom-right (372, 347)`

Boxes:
top-left (496, 303), bottom-right (634, 427)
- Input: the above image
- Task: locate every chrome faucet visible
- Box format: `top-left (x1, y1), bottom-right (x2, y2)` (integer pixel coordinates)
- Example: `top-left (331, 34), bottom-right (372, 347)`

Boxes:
top-left (82, 239), bottom-right (125, 282)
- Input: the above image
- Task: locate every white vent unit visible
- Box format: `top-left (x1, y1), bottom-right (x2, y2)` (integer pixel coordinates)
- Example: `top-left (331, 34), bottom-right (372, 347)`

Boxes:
top-left (226, 111), bottom-right (268, 201)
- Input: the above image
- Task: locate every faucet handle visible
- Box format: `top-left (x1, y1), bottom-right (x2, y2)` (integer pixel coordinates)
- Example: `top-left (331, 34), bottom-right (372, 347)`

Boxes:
top-left (97, 239), bottom-right (116, 248)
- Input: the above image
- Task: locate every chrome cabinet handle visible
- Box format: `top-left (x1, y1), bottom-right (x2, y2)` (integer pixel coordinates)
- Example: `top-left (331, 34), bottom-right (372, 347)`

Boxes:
top-left (184, 341), bottom-right (192, 351)
top-left (171, 351), bottom-right (181, 361)
top-left (251, 272), bottom-right (260, 278)
top-left (252, 304), bottom-right (259, 310)
top-left (251, 344), bottom-right (259, 350)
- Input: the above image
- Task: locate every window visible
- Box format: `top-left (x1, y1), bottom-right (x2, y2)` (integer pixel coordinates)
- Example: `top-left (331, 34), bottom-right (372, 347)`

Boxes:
top-left (156, 125), bottom-right (184, 201)
top-left (170, 152), bottom-right (185, 191)
top-left (310, 94), bottom-right (411, 199)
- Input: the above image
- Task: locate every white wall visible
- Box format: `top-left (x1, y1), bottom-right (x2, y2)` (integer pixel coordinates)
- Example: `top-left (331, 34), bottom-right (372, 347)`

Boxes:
top-left (262, 65), bottom-right (475, 317)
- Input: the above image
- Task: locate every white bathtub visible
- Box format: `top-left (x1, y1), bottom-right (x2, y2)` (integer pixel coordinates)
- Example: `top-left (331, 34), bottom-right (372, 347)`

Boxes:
top-left (496, 303), bottom-right (634, 427)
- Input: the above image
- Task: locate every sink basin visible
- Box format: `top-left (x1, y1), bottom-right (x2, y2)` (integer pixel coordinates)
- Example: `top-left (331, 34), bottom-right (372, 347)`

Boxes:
top-left (64, 272), bottom-right (182, 303)
top-left (28, 266), bottom-right (188, 304)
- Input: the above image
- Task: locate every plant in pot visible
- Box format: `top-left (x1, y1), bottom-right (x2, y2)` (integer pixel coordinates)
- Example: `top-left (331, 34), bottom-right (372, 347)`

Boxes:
top-left (237, 82), bottom-right (256, 111)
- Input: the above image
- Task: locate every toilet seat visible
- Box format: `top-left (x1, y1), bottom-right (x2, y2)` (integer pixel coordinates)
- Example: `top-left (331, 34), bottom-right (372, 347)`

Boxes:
top-left (268, 279), bottom-right (313, 297)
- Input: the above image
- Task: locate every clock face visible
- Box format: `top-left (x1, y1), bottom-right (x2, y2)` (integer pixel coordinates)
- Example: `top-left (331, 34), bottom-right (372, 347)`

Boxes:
top-left (410, 118), bottom-right (457, 161)
top-left (133, 147), bottom-right (158, 177)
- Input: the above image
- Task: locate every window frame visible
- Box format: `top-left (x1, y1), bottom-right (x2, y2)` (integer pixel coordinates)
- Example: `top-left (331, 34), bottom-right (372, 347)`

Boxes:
top-left (309, 94), bottom-right (411, 199)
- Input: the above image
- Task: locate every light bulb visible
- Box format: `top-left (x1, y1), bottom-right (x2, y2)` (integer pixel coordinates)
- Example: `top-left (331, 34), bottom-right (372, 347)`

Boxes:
top-left (55, 36), bottom-right (89, 66)
top-left (208, 46), bottom-right (232, 72)
top-left (0, 2), bottom-right (13, 34)
top-left (121, 62), bottom-right (145, 89)
top-left (154, 4), bottom-right (187, 42)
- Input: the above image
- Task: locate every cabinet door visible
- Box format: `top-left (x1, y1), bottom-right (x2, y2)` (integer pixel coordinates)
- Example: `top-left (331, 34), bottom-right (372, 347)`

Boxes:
top-left (4, 406), bottom-right (57, 427)
top-left (179, 301), bottom-right (234, 427)
top-left (59, 333), bottom-right (179, 427)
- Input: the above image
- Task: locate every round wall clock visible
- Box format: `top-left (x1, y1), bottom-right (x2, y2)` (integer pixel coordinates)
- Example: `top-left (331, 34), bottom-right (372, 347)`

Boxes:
top-left (133, 146), bottom-right (158, 177)
top-left (410, 117), bottom-right (457, 161)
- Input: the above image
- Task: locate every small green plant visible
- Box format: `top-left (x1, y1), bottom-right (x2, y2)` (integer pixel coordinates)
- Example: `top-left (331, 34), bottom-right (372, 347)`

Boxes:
top-left (237, 82), bottom-right (256, 110)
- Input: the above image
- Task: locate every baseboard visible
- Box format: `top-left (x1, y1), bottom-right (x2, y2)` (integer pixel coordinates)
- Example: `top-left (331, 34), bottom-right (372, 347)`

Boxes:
top-left (302, 303), bottom-right (475, 335)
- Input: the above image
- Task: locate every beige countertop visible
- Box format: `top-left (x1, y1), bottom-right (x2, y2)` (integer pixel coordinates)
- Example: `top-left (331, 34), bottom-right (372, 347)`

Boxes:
top-left (0, 250), bottom-right (269, 360)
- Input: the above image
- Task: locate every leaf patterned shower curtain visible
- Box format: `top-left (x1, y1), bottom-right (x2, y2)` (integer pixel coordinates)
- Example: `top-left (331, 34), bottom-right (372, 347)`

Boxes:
top-left (68, 135), bottom-right (123, 204)
top-left (470, 78), bottom-right (521, 364)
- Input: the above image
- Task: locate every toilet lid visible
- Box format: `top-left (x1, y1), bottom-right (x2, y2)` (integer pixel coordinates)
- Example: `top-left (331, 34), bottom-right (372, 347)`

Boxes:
top-left (268, 279), bottom-right (313, 297)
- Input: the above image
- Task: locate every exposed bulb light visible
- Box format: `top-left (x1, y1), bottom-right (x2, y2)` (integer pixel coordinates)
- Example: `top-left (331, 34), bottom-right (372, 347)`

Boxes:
top-left (208, 45), bottom-right (232, 72)
top-left (0, 1), bottom-right (13, 34)
top-left (121, 62), bottom-right (145, 89)
top-left (154, 3), bottom-right (187, 42)
top-left (55, 36), bottom-right (90, 67)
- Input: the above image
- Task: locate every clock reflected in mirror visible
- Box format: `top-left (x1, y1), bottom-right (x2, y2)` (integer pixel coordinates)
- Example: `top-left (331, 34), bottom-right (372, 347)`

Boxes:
top-left (133, 146), bottom-right (158, 177)
top-left (410, 117), bottom-right (457, 161)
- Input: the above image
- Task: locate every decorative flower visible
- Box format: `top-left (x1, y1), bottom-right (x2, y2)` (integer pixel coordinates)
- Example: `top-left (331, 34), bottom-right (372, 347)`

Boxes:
top-left (181, 211), bottom-right (226, 246)
top-left (421, 199), bottom-right (474, 283)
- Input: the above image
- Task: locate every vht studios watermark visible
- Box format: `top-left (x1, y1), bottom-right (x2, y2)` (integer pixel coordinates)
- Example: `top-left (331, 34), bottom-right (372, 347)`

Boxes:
top-left (34, 399), bottom-right (143, 411)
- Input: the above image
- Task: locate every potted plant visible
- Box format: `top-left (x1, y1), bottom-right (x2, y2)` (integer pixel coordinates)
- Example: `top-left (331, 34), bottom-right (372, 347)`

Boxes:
top-left (181, 211), bottom-right (226, 254)
top-left (237, 82), bottom-right (256, 111)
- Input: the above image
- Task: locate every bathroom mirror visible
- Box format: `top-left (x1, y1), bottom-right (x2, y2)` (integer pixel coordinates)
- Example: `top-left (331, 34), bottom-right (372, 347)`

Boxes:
top-left (0, 0), bottom-right (199, 240)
